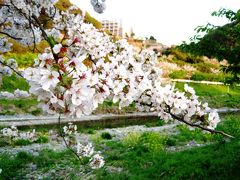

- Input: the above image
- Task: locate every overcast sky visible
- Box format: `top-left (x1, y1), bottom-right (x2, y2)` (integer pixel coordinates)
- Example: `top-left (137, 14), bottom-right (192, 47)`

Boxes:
top-left (70, 0), bottom-right (240, 46)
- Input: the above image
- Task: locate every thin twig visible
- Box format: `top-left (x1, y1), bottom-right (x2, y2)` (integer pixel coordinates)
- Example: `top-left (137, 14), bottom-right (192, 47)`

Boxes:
top-left (58, 114), bottom-right (82, 161)
top-left (0, 61), bottom-right (24, 78)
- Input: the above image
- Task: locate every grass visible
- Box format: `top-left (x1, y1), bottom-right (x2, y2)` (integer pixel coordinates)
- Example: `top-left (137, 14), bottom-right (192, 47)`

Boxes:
top-left (4, 52), bottom-right (37, 68)
top-left (0, 74), bottom-right (30, 93)
top-left (0, 133), bottom-right (49, 148)
top-left (0, 98), bottom-right (41, 115)
top-left (94, 100), bottom-right (137, 114)
top-left (0, 150), bottom-right (82, 179)
top-left (95, 140), bottom-right (240, 180)
top-left (94, 113), bottom-right (240, 179)
top-left (0, 113), bottom-right (239, 179)
top-left (190, 71), bottom-right (232, 82)
top-left (175, 82), bottom-right (240, 108)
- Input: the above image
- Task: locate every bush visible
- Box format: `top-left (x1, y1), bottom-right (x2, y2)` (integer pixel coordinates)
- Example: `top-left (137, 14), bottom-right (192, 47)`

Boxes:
top-left (166, 138), bottom-right (177, 146)
top-left (171, 49), bottom-right (188, 61)
top-left (0, 138), bottom-right (10, 147)
top-left (30, 109), bottom-right (42, 116)
top-left (16, 151), bottom-right (33, 160)
top-left (169, 70), bottom-right (188, 79)
top-left (14, 139), bottom-right (32, 146)
top-left (35, 135), bottom-right (49, 143)
top-left (169, 49), bottom-right (204, 64)
top-left (138, 132), bottom-right (166, 152)
top-left (193, 62), bottom-right (215, 73)
top-left (101, 132), bottom-right (112, 140)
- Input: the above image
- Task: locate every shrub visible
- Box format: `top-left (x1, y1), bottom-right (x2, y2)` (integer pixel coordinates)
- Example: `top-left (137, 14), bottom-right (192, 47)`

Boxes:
top-left (16, 151), bottom-right (33, 161)
top-left (171, 49), bottom-right (188, 61)
top-left (175, 125), bottom-right (213, 143)
top-left (14, 139), bottom-right (32, 146)
top-left (0, 138), bottom-right (10, 147)
top-left (138, 132), bottom-right (166, 152)
top-left (122, 133), bottom-right (141, 147)
top-left (169, 70), bottom-right (188, 79)
top-left (101, 132), bottom-right (112, 140)
top-left (35, 135), bottom-right (49, 143)
top-left (166, 138), bottom-right (177, 146)
top-left (30, 109), bottom-right (42, 116)
top-left (193, 62), bottom-right (215, 73)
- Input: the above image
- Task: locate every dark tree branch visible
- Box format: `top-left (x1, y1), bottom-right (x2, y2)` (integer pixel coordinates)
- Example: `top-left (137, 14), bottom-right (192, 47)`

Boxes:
top-left (0, 4), bottom-right (10, 7)
top-left (28, 15), bottom-right (41, 53)
top-left (0, 60), bottom-right (23, 78)
top-left (0, 31), bottom-right (22, 40)
top-left (165, 105), bottom-right (234, 138)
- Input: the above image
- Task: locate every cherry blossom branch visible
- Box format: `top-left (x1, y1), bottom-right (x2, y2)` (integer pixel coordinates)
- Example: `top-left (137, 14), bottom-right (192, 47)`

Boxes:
top-left (165, 106), bottom-right (234, 138)
top-left (57, 114), bottom-right (82, 161)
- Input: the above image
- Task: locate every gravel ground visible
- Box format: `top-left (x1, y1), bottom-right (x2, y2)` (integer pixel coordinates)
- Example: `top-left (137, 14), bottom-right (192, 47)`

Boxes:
top-left (0, 122), bottom-right (216, 179)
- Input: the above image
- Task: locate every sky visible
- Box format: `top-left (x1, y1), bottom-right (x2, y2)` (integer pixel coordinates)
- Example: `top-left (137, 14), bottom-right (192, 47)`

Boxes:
top-left (70, 0), bottom-right (240, 46)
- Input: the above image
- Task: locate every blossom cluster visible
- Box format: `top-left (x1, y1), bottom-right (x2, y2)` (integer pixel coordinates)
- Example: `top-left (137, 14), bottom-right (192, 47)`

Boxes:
top-left (1, 126), bottom-right (37, 142)
top-left (63, 122), bottom-right (77, 136)
top-left (23, 8), bottom-right (219, 131)
top-left (89, 154), bottom-right (105, 169)
top-left (0, 0), bottom-right (58, 48)
top-left (63, 123), bottom-right (105, 169)
top-left (1, 125), bottom-right (18, 138)
top-left (1, 1), bottom-right (221, 132)
top-left (0, 89), bottom-right (30, 99)
top-left (136, 84), bottom-right (220, 130)
top-left (77, 142), bottom-right (105, 169)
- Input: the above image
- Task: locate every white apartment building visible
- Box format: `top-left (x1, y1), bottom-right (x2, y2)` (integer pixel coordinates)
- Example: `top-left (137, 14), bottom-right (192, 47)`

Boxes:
top-left (101, 20), bottom-right (123, 37)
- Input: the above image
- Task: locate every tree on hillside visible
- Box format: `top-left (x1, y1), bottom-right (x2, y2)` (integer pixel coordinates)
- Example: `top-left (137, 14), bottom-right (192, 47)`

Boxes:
top-left (179, 8), bottom-right (240, 83)
top-left (149, 36), bottom-right (156, 41)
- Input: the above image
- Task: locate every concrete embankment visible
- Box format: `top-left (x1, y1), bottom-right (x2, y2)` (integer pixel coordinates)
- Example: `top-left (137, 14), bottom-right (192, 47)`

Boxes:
top-left (0, 108), bottom-right (239, 127)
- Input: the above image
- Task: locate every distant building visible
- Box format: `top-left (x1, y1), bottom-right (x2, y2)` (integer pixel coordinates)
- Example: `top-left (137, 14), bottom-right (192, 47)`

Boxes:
top-left (101, 20), bottom-right (123, 37)
top-left (144, 39), bottom-right (168, 55)
top-left (127, 37), bottom-right (169, 54)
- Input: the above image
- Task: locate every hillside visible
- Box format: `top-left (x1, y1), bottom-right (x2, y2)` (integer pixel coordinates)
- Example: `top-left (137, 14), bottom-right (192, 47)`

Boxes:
top-left (3, 0), bottom-right (103, 54)
top-left (158, 48), bottom-right (232, 82)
